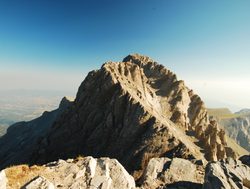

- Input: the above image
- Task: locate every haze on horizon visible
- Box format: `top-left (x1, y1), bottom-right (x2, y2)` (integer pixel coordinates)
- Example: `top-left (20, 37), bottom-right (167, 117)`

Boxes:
top-left (0, 0), bottom-right (249, 112)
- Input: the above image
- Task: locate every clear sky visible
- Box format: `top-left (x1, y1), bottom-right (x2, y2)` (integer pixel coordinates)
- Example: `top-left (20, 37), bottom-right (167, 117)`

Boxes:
top-left (0, 0), bottom-right (249, 111)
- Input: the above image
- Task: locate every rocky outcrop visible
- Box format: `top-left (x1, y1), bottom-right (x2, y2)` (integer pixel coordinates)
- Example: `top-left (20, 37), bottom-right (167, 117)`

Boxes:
top-left (30, 54), bottom-right (235, 178)
top-left (140, 157), bottom-right (204, 189)
top-left (203, 158), bottom-right (250, 189)
top-left (0, 97), bottom-right (73, 170)
top-left (5, 157), bottom-right (136, 189)
top-left (220, 116), bottom-right (250, 151)
top-left (0, 170), bottom-right (7, 189)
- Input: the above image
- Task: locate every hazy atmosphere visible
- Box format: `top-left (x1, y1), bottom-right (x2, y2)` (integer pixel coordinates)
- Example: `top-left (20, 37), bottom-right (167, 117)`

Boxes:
top-left (1, 0), bottom-right (250, 111)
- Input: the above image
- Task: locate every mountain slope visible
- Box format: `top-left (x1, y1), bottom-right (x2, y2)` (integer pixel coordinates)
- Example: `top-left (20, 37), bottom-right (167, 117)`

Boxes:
top-left (29, 54), bottom-right (237, 177)
top-left (0, 97), bottom-right (73, 170)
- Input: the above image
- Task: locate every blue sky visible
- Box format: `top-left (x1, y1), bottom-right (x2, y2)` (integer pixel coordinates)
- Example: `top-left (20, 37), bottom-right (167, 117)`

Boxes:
top-left (0, 0), bottom-right (250, 111)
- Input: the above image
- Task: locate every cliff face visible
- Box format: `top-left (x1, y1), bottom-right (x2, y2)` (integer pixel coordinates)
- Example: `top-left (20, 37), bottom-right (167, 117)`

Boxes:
top-left (30, 54), bottom-right (235, 177)
top-left (220, 115), bottom-right (250, 151)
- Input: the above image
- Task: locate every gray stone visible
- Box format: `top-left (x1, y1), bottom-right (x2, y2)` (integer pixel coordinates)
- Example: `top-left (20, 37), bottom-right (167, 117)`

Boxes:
top-left (21, 157), bottom-right (135, 189)
top-left (140, 157), bottom-right (204, 189)
top-left (203, 158), bottom-right (250, 189)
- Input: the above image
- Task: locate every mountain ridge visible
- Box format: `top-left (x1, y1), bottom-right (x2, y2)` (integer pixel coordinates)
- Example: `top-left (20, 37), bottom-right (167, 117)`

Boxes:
top-left (28, 54), bottom-right (239, 177)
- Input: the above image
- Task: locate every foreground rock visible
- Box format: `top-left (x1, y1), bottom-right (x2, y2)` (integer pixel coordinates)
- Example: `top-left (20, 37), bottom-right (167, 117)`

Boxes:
top-left (31, 54), bottom-right (238, 177)
top-left (203, 158), bottom-right (250, 189)
top-left (140, 157), bottom-right (204, 189)
top-left (0, 170), bottom-right (7, 189)
top-left (23, 176), bottom-right (54, 189)
top-left (6, 157), bottom-right (136, 189)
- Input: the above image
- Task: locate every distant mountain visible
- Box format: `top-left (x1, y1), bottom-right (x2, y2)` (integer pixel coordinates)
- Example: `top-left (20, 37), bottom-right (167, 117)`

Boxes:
top-left (207, 108), bottom-right (235, 119)
top-left (208, 108), bottom-right (250, 152)
top-left (0, 97), bottom-right (73, 170)
top-left (0, 89), bottom-right (73, 132)
top-left (235, 108), bottom-right (250, 115)
top-left (0, 125), bottom-right (7, 137)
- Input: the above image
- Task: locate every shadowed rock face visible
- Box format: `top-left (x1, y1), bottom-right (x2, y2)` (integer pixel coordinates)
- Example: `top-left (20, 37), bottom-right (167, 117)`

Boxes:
top-left (0, 97), bottom-right (73, 170)
top-left (30, 54), bottom-right (235, 177)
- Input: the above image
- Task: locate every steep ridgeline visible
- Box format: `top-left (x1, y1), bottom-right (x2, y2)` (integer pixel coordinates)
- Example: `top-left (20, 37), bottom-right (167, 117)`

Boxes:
top-left (0, 97), bottom-right (73, 170)
top-left (31, 54), bottom-right (236, 178)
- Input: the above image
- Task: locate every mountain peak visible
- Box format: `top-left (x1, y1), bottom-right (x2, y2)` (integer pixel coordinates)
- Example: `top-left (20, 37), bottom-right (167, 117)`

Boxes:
top-left (59, 96), bottom-right (74, 109)
top-left (123, 53), bottom-right (155, 66)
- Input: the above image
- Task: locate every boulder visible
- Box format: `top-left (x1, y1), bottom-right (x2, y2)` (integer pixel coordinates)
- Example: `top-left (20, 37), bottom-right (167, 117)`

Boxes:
top-left (0, 170), bottom-right (7, 189)
top-left (140, 157), bottom-right (204, 189)
top-left (203, 158), bottom-right (250, 189)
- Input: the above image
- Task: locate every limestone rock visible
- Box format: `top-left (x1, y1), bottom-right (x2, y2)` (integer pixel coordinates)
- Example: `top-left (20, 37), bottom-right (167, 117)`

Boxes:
top-left (140, 157), bottom-right (204, 189)
top-left (21, 157), bottom-right (136, 189)
top-left (23, 176), bottom-right (54, 189)
top-left (203, 158), bottom-right (250, 189)
top-left (0, 170), bottom-right (7, 189)
top-left (31, 54), bottom-right (234, 177)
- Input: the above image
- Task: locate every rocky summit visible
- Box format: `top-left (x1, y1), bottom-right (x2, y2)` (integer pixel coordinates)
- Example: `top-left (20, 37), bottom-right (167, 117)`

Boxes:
top-left (0, 54), bottom-right (249, 189)
top-left (30, 54), bottom-right (238, 176)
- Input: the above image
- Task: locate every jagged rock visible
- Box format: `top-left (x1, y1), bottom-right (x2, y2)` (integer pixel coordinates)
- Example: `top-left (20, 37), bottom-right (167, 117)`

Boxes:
top-left (0, 97), bottom-right (73, 170)
top-left (208, 108), bottom-right (250, 152)
top-left (22, 176), bottom-right (54, 189)
top-left (203, 158), bottom-right (250, 189)
top-left (140, 157), bottom-right (204, 189)
top-left (30, 54), bottom-right (235, 178)
top-left (239, 155), bottom-right (250, 167)
top-left (0, 170), bottom-right (7, 189)
top-left (20, 157), bottom-right (136, 189)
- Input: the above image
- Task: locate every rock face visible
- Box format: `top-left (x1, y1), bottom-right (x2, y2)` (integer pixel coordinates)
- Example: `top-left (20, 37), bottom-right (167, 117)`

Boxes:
top-left (0, 97), bottom-right (73, 170)
top-left (203, 158), bottom-right (250, 189)
top-left (14, 157), bottom-right (136, 189)
top-left (140, 157), bottom-right (204, 189)
top-left (31, 54), bottom-right (235, 177)
top-left (220, 116), bottom-right (250, 151)
top-left (240, 155), bottom-right (250, 167)
top-left (0, 170), bottom-right (7, 189)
